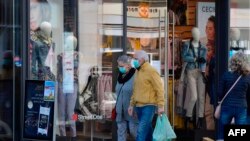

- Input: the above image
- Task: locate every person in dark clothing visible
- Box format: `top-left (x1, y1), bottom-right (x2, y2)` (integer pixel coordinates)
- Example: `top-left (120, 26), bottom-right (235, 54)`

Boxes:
top-left (116, 55), bottom-right (138, 141)
top-left (247, 92), bottom-right (250, 124)
top-left (217, 52), bottom-right (250, 140)
top-left (206, 44), bottom-right (216, 106)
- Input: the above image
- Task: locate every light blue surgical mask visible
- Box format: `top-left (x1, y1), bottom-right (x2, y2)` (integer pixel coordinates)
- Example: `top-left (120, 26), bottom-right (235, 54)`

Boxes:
top-left (132, 59), bottom-right (140, 69)
top-left (118, 67), bottom-right (127, 74)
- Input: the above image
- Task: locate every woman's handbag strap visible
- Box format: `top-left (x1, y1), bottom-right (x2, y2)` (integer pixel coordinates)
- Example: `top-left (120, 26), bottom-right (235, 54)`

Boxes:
top-left (220, 75), bottom-right (242, 104)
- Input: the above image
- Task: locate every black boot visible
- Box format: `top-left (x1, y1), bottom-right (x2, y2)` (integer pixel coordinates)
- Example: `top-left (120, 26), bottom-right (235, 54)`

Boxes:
top-left (196, 117), bottom-right (203, 129)
top-left (184, 116), bottom-right (192, 130)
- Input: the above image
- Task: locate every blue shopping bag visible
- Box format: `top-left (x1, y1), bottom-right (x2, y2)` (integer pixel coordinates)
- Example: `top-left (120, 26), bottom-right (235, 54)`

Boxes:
top-left (153, 113), bottom-right (177, 141)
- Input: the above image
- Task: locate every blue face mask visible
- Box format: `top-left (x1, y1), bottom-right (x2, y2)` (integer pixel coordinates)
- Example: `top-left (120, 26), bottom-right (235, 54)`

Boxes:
top-left (133, 59), bottom-right (140, 69)
top-left (118, 67), bottom-right (127, 74)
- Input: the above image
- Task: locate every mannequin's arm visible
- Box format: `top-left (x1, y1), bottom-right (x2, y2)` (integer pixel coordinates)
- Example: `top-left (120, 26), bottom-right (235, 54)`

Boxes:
top-left (56, 54), bottom-right (63, 82)
top-left (199, 47), bottom-right (207, 61)
top-left (181, 43), bottom-right (196, 63)
top-left (30, 41), bottom-right (39, 79)
top-left (199, 47), bottom-right (207, 72)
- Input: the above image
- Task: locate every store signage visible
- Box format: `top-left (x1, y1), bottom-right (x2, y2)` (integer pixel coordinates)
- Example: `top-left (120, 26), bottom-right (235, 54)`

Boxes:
top-left (101, 3), bottom-right (166, 18)
top-left (72, 113), bottom-right (104, 121)
top-left (23, 80), bottom-right (55, 140)
top-left (101, 3), bottom-right (167, 37)
top-left (127, 6), bottom-right (166, 18)
top-left (201, 6), bottom-right (215, 13)
top-left (197, 2), bottom-right (215, 38)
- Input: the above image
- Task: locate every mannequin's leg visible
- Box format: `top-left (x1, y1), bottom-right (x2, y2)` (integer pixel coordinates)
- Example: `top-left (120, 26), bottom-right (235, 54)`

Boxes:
top-left (66, 83), bottom-right (78, 138)
top-left (196, 71), bottom-right (206, 128)
top-left (58, 83), bottom-right (66, 136)
top-left (185, 70), bottom-right (198, 117)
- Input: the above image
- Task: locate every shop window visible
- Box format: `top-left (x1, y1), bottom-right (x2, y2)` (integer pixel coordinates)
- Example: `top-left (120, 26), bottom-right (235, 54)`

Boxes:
top-left (229, 0), bottom-right (250, 61)
top-left (27, 0), bottom-right (122, 140)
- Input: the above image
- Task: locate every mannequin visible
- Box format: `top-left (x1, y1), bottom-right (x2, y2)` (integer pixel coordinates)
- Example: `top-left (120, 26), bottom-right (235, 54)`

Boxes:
top-left (57, 35), bottom-right (78, 140)
top-left (229, 28), bottom-right (245, 59)
top-left (31, 21), bottom-right (55, 80)
top-left (229, 28), bottom-right (245, 52)
top-left (182, 27), bottom-right (207, 129)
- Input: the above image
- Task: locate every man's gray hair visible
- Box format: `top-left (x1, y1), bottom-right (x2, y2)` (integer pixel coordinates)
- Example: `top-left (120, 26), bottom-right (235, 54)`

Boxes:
top-left (135, 50), bottom-right (149, 61)
top-left (117, 55), bottom-right (132, 64)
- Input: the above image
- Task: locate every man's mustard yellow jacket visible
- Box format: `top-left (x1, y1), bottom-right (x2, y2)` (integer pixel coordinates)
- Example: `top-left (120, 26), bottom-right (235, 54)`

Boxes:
top-left (130, 62), bottom-right (165, 108)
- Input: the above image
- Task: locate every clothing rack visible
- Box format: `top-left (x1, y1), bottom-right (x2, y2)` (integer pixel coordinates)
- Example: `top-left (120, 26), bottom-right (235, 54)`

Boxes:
top-left (99, 66), bottom-right (112, 74)
top-left (91, 66), bottom-right (112, 74)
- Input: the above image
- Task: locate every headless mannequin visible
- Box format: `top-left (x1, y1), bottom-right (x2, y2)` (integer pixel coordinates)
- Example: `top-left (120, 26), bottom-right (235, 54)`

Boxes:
top-left (183, 27), bottom-right (206, 129)
top-left (57, 35), bottom-right (78, 139)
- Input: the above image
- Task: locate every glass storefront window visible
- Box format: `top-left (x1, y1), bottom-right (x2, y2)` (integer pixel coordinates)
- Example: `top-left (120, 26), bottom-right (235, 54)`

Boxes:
top-left (127, 1), bottom-right (167, 71)
top-left (229, 0), bottom-right (250, 61)
top-left (27, 0), bottom-right (122, 140)
top-left (24, 0), bottom-right (232, 140)
top-left (0, 0), bottom-right (19, 140)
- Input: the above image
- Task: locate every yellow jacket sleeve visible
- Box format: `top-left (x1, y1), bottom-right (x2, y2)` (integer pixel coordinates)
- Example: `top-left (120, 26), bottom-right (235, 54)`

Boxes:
top-left (150, 70), bottom-right (165, 108)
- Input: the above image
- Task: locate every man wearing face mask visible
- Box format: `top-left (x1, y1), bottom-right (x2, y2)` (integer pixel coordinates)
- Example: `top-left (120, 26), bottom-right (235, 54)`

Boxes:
top-left (115, 55), bottom-right (138, 141)
top-left (128, 50), bottom-right (165, 141)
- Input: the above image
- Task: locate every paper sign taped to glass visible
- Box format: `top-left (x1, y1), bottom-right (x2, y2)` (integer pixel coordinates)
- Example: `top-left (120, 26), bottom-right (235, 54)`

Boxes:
top-left (37, 106), bottom-right (50, 136)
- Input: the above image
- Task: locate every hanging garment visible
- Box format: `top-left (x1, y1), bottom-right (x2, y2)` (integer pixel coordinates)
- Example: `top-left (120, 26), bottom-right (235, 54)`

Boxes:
top-left (79, 74), bottom-right (99, 116)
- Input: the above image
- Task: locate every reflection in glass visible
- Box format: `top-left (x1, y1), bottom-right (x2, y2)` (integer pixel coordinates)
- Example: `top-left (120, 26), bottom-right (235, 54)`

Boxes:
top-left (29, 0), bottom-right (55, 81)
top-left (229, 0), bottom-right (250, 62)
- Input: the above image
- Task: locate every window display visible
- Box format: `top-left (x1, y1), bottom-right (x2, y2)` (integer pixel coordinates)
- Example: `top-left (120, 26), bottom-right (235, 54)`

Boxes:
top-left (181, 27), bottom-right (207, 129)
top-left (229, 0), bottom-right (250, 62)
top-left (5, 0), bottom-right (250, 140)
top-left (27, 0), bottom-right (122, 140)
top-left (29, 0), bottom-right (55, 81)
top-left (57, 35), bottom-right (78, 138)
top-left (24, 0), bottom-right (228, 140)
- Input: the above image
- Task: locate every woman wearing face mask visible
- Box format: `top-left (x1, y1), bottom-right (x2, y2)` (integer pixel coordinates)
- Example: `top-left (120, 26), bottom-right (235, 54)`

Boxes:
top-left (115, 55), bottom-right (138, 141)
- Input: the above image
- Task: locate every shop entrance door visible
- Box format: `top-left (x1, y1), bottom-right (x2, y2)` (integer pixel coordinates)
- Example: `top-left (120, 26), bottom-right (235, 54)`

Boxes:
top-left (126, 0), bottom-right (176, 126)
